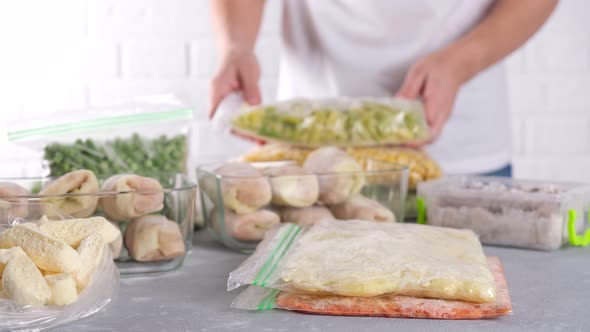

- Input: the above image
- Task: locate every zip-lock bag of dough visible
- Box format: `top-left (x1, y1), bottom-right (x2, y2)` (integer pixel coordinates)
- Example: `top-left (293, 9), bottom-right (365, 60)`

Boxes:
top-left (232, 257), bottom-right (511, 319)
top-left (0, 222), bottom-right (119, 332)
top-left (228, 219), bottom-right (497, 303)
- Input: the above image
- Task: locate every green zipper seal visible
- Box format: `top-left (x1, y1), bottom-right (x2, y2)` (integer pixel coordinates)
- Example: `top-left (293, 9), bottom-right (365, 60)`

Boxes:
top-left (7, 108), bottom-right (193, 142)
top-left (416, 196), bottom-right (427, 224)
top-left (260, 226), bottom-right (302, 287)
top-left (258, 289), bottom-right (280, 311)
top-left (252, 224), bottom-right (299, 286)
top-left (567, 209), bottom-right (590, 247)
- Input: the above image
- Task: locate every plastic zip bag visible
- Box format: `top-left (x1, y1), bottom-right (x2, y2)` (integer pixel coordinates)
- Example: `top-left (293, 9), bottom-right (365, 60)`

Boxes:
top-left (232, 257), bottom-right (511, 320)
top-left (223, 96), bottom-right (429, 147)
top-left (6, 94), bottom-right (194, 180)
top-left (228, 220), bottom-right (496, 303)
top-left (0, 220), bottom-right (119, 332)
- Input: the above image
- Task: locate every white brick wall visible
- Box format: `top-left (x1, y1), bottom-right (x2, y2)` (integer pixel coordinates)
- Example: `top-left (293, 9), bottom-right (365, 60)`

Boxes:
top-left (0, 0), bottom-right (589, 182)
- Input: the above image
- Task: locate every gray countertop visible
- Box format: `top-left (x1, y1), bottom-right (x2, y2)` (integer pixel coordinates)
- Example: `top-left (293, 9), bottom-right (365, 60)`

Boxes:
top-left (56, 231), bottom-right (590, 332)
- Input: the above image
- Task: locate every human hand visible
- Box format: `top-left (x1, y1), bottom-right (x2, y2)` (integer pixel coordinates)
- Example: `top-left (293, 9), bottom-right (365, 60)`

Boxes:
top-left (396, 48), bottom-right (467, 146)
top-left (208, 48), bottom-right (261, 118)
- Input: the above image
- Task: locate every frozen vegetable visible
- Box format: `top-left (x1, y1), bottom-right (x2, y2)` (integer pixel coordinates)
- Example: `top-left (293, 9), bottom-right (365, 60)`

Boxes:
top-left (0, 247), bottom-right (27, 276)
top-left (231, 97), bottom-right (429, 147)
top-left (100, 174), bottom-right (164, 222)
top-left (0, 225), bottom-right (81, 273)
top-left (39, 170), bottom-right (99, 218)
top-left (44, 134), bottom-right (187, 181)
top-left (73, 233), bottom-right (105, 291)
top-left (329, 195), bottom-right (395, 222)
top-left (211, 208), bottom-right (280, 241)
top-left (0, 216), bottom-right (117, 309)
top-left (38, 216), bottom-right (121, 249)
top-left (262, 165), bottom-right (319, 207)
top-left (124, 215), bottom-right (185, 262)
top-left (0, 182), bottom-right (29, 218)
top-left (303, 147), bottom-right (365, 204)
top-left (208, 163), bottom-right (272, 215)
top-left (2, 253), bottom-right (51, 306)
top-left (44, 273), bottom-right (78, 306)
top-left (280, 206), bottom-right (335, 226)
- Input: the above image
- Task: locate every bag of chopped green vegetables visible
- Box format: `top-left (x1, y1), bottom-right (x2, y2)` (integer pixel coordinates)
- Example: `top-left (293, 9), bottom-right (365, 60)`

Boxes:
top-left (228, 97), bottom-right (430, 147)
top-left (6, 94), bottom-right (194, 183)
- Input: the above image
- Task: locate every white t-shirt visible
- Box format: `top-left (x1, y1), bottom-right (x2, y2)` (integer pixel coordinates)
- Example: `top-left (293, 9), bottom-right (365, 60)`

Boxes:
top-left (277, 0), bottom-right (511, 174)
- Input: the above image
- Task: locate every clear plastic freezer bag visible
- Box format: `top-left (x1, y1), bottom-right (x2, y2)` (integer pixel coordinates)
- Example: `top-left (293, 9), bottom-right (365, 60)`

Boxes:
top-left (228, 219), bottom-right (496, 303)
top-left (232, 257), bottom-right (512, 320)
top-left (0, 219), bottom-right (119, 332)
top-left (6, 94), bottom-right (194, 180)
top-left (214, 94), bottom-right (430, 147)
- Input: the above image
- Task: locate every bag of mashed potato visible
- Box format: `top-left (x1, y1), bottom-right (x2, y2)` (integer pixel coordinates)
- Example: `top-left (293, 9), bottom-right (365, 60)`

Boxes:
top-left (228, 220), bottom-right (496, 303)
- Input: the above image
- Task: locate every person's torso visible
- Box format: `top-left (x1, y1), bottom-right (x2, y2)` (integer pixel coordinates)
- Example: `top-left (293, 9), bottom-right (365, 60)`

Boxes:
top-left (277, 0), bottom-right (511, 174)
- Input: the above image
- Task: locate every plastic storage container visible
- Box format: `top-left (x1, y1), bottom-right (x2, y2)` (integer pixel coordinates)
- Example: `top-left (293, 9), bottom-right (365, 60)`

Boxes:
top-left (197, 160), bottom-right (409, 252)
top-left (417, 176), bottom-right (590, 250)
top-left (0, 173), bottom-right (197, 275)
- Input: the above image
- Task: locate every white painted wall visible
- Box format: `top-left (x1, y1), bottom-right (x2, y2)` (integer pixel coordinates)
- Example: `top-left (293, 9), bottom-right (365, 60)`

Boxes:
top-left (0, 0), bottom-right (589, 182)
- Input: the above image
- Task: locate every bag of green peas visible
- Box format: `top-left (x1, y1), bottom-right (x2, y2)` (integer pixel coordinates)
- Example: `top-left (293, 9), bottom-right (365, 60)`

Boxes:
top-left (6, 94), bottom-right (194, 181)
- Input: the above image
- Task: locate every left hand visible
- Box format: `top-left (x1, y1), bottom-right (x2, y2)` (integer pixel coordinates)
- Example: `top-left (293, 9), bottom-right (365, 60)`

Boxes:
top-left (396, 48), bottom-right (467, 146)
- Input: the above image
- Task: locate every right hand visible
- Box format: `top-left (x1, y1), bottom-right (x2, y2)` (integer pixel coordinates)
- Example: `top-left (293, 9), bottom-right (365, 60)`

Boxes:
top-left (208, 48), bottom-right (262, 118)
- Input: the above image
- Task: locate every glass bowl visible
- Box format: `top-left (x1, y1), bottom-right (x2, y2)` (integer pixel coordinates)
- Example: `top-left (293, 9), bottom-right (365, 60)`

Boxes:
top-left (0, 173), bottom-right (197, 275)
top-left (197, 160), bottom-right (408, 253)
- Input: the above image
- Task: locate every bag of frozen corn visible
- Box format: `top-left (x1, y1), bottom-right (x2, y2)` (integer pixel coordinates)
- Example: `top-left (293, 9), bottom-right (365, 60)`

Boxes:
top-left (228, 219), bottom-right (497, 304)
top-left (231, 97), bottom-right (430, 147)
top-left (232, 257), bottom-right (512, 319)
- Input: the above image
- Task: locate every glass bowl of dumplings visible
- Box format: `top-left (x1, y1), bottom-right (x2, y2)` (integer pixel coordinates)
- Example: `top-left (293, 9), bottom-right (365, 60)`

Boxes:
top-left (0, 170), bottom-right (197, 275)
top-left (197, 147), bottom-right (409, 253)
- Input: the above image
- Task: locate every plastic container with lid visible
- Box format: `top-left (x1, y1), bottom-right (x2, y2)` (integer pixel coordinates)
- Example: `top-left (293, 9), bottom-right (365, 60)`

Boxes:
top-left (416, 176), bottom-right (590, 251)
top-left (0, 173), bottom-right (197, 275)
top-left (197, 160), bottom-right (409, 253)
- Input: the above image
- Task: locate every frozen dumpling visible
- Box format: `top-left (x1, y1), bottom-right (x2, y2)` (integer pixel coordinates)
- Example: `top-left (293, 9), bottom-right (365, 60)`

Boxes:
top-left (40, 170), bottom-right (99, 218)
top-left (330, 195), bottom-right (395, 222)
top-left (209, 163), bottom-right (272, 215)
top-left (100, 174), bottom-right (164, 222)
top-left (303, 147), bottom-right (365, 204)
top-left (280, 206), bottom-right (335, 226)
top-left (210, 207), bottom-right (280, 241)
top-left (262, 165), bottom-right (319, 207)
top-left (0, 182), bottom-right (29, 219)
top-left (124, 215), bottom-right (185, 262)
